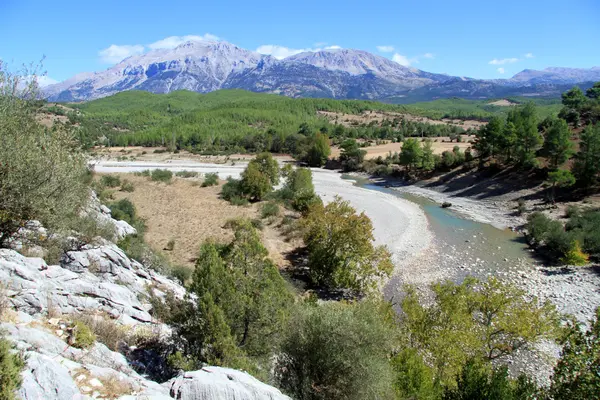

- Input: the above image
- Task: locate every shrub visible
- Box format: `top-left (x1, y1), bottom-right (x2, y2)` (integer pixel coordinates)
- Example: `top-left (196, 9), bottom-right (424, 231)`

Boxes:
top-left (109, 199), bottom-right (136, 224)
top-left (72, 321), bottom-right (96, 349)
top-left (565, 205), bottom-right (581, 219)
top-left (165, 239), bottom-right (175, 251)
top-left (175, 170), bottom-right (198, 178)
top-left (201, 173), bottom-right (219, 187)
top-left (275, 300), bottom-right (397, 400)
top-left (517, 199), bottom-right (527, 215)
top-left (170, 265), bottom-right (191, 285)
top-left (0, 336), bottom-right (26, 400)
top-left (260, 202), bottom-right (280, 219)
top-left (74, 215), bottom-right (117, 244)
top-left (100, 175), bottom-right (121, 188)
top-left (0, 68), bottom-right (88, 246)
top-left (120, 180), bottom-right (135, 192)
top-left (220, 178), bottom-right (243, 201)
top-left (300, 197), bottom-right (393, 293)
top-left (561, 241), bottom-right (589, 266)
top-left (74, 314), bottom-right (126, 351)
top-left (229, 196), bottom-right (249, 207)
top-left (134, 169), bottom-right (151, 177)
top-left (150, 169), bottom-right (173, 183)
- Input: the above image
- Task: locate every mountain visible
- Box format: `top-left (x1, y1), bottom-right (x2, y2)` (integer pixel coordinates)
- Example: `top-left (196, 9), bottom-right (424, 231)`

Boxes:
top-left (44, 40), bottom-right (600, 103)
top-left (510, 67), bottom-right (600, 85)
top-left (45, 41), bottom-right (273, 101)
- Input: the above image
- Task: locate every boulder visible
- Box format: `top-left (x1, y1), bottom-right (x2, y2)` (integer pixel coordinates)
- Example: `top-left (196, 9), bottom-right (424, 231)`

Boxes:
top-left (164, 367), bottom-right (292, 400)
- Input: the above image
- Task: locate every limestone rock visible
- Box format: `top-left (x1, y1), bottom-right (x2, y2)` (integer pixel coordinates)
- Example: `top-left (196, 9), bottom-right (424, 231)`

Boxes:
top-left (164, 367), bottom-right (292, 400)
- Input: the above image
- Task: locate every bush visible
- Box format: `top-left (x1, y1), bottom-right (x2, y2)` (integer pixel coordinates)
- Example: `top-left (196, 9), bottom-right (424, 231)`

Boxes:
top-left (74, 215), bottom-right (118, 244)
top-left (134, 170), bottom-right (151, 177)
top-left (150, 169), bottom-right (173, 183)
top-left (0, 336), bottom-right (26, 400)
top-left (565, 205), bottom-right (581, 219)
top-left (300, 197), bottom-right (393, 293)
top-left (229, 196), bottom-right (249, 207)
top-left (74, 314), bottom-right (127, 351)
top-left (201, 173), bottom-right (219, 187)
top-left (220, 178), bottom-right (243, 201)
top-left (100, 175), bottom-right (121, 188)
top-left (170, 265), bottom-right (191, 285)
top-left (0, 68), bottom-right (88, 245)
top-left (260, 202), bottom-right (280, 219)
top-left (120, 180), bottom-right (135, 192)
top-left (175, 170), bottom-right (198, 178)
top-left (165, 238), bottom-right (175, 251)
top-left (109, 199), bottom-right (136, 224)
top-left (275, 300), bottom-right (397, 400)
top-left (72, 321), bottom-right (96, 349)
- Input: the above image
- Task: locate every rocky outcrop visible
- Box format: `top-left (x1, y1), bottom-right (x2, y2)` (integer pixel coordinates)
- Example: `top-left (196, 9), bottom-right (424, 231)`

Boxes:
top-left (0, 208), bottom-right (291, 399)
top-left (164, 367), bottom-right (291, 400)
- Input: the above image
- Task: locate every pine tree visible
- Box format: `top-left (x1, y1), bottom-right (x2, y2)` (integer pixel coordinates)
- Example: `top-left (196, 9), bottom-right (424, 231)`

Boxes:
top-left (573, 124), bottom-right (600, 187)
top-left (543, 118), bottom-right (574, 169)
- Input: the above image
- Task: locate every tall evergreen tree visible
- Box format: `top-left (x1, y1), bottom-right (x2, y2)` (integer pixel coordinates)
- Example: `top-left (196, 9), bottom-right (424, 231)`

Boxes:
top-left (542, 118), bottom-right (574, 169)
top-left (573, 123), bottom-right (600, 187)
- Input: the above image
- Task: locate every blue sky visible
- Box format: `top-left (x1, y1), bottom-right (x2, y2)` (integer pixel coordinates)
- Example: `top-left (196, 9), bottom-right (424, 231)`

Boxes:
top-left (1, 0), bottom-right (599, 85)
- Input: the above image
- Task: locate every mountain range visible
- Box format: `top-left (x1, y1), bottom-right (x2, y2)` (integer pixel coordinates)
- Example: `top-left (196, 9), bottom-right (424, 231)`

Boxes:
top-left (44, 40), bottom-right (600, 103)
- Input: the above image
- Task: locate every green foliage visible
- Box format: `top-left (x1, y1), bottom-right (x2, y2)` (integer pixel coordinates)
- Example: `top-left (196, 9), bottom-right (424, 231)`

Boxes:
top-left (0, 67), bottom-right (88, 245)
top-left (546, 169), bottom-right (576, 203)
top-left (401, 277), bottom-right (561, 386)
top-left (175, 170), bottom-right (199, 178)
top-left (250, 152), bottom-right (280, 185)
top-left (260, 202), bottom-right (280, 219)
top-left (339, 138), bottom-right (367, 171)
top-left (300, 196), bottom-right (393, 293)
top-left (241, 162), bottom-right (273, 201)
top-left (511, 103), bottom-right (543, 167)
top-left (303, 132), bottom-right (331, 167)
top-left (573, 123), bottom-right (600, 187)
top-left (560, 241), bottom-right (589, 266)
top-left (201, 172), bottom-right (219, 187)
top-left (167, 351), bottom-right (199, 372)
top-left (278, 167), bottom-right (320, 212)
top-left (165, 221), bottom-right (293, 371)
top-left (100, 174), bottom-right (121, 188)
top-left (400, 138), bottom-right (423, 172)
top-left (550, 308), bottom-right (600, 400)
top-left (542, 118), bottom-right (574, 169)
top-left (150, 169), bottom-right (173, 183)
top-left (442, 359), bottom-right (540, 400)
top-left (564, 208), bottom-right (600, 258)
top-left (220, 178), bottom-right (244, 201)
top-left (421, 140), bottom-right (436, 172)
top-left (109, 199), bottom-right (136, 224)
top-left (120, 180), bottom-right (135, 192)
top-left (72, 321), bottom-right (96, 349)
top-left (0, 336), bottom-right (26, 400)
top-left (275, 300), bottom-right (397, 400)
top-left (391, 348), bottom-right (439, 400)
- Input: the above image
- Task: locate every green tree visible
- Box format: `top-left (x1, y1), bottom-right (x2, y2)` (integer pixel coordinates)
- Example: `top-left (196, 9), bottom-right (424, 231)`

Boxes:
top-left (501, 121), bottom-right (518, 163)
top-left (0, 68), bottom-right (88, 245)
top-left (0, 337), bottom-right (26, 400)
top-left (401, 277), bottom-right (561, 386)
top-left (474, 116), bottom-right (504, 159)
top-left (562, 86), bottom-right (587, 109)
top-left (421, 140), bottom-right (436, 172)
top-left (550, 308), bottom-right (600, 400)
top-left (391, 348), bottom-right (439, 400)
top-left (400, 139), bottom-right (423, 172)
top-left (241, 162), bottom-right (272, 201)
top-left (585, 82), bottom-right (600, 100)
top-left (301, 197), bottom-right (393, 293)
top-left (339, 139), bottom-right (367, 171)
top-left (542, 118), bottom-right (574, 169)
top-left (283, 167), bottom-right (319, 212)
top-left (443, 359), bottom-right (540, 400)
top-left (305, 132), bottom-right (331, 167)
top-left (546, 169), bottom-right (576, 203)
top-left (510, 103), bottom-right (542, 167)
top-left (573, 123), bottom-right (600, 187)
top-left (275, 300), bottom-right (397, 400)
top-left (249, 152), bottom-right (280, 186)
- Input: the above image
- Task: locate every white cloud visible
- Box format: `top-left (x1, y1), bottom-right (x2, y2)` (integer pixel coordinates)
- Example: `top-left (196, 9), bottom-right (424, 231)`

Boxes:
top-left (256, 44), bottom-right (342, 59)
top-left (256, 45), bottom-right (306, 59)
top-left (423, 53), bottom-right (434, 59)
top-left (489, 57), bottom-right (519, 65)
top-left (148, 34), bottom-right (219, 50)
top-left (36, 75), bottom-right (59, 87)
top-left (377, 45), bottom-right (395, 53)
top-left (525, 52), bottom-right (534, 58)
top-left (99, 44), bottom-right (145, 64)
top-left (392, 53), bottom-right (412, 66)
top-left (497, 67), bottom-right (505, 74)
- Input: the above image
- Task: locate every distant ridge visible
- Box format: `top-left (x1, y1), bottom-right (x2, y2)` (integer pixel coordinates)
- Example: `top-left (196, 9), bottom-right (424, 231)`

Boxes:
top-left (44, 40), bottom-right (600, 103)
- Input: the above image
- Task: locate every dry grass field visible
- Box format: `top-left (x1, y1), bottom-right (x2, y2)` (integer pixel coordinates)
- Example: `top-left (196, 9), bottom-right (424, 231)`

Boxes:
top-left (330, 137), bottom-right (474, 159)
top-left (106, 174), bottom-right (299, 270)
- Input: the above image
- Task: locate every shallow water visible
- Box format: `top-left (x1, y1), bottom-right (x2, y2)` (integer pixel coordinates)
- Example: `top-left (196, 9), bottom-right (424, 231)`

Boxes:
top-left (346, 176), bottom-right (538, 276)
